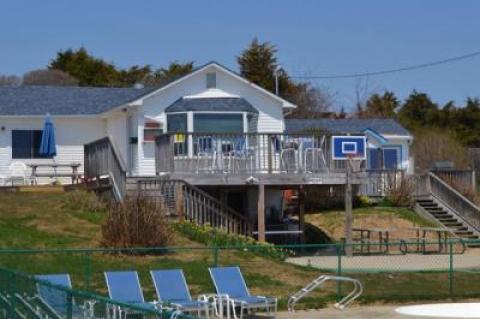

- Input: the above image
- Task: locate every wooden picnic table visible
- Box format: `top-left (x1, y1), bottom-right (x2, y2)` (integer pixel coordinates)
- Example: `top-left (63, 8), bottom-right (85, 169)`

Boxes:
top-left (28, 163), bottom-right (82, 184)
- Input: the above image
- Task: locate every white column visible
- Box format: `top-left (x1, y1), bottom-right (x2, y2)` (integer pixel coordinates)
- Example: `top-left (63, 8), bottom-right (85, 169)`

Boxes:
top-left (187, 111), bottom-right (194, 158)
top-left (137, 113), bottom-right (145, 175)
top-left (243, 112), bottom-right (248, 133)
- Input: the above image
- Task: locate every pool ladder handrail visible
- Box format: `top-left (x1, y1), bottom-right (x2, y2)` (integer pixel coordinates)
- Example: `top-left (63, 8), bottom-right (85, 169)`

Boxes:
top-left (287, 275), bottom-right (363, 312)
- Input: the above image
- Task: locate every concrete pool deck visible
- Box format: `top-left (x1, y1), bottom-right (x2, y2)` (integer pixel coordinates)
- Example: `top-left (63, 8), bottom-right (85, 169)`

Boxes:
top-left (286, 249), bottom-right (480, 271)
top-left (275, 305), bottom-right (429, 318)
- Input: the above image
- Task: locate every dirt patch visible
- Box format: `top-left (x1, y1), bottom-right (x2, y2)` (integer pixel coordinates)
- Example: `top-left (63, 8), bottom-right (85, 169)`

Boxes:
top-left (307, 209), bottom-right (440, 242)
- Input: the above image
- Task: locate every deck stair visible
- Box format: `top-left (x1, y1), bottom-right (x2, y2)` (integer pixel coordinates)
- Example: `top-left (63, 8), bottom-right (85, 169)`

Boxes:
top-left (128, 177), bottom-right (252, 236)
top-left (416, 198), bottom-right (480, 246)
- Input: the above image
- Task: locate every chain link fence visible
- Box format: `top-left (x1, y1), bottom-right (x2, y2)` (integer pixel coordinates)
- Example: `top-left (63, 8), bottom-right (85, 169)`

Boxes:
top-left (1, 240), bottom-right (480, 316)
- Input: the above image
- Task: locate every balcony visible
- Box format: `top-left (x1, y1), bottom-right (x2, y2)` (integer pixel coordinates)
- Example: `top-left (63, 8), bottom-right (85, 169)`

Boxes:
top-left (154, 132), bottom-right (356, 185)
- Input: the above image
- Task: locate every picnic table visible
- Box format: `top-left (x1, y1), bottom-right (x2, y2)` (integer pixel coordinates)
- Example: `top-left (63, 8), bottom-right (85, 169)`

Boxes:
top-left (28, 163), bottom-right (82, 184)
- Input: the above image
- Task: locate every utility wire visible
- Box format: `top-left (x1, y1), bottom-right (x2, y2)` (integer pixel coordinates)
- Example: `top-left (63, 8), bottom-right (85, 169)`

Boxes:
top-left (289, 49), bottom-right (480, 80)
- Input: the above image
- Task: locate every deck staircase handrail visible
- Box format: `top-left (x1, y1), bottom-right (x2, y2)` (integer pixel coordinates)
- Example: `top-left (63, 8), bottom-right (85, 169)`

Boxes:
top-left (132, 178), bottom-right (251, 235)
top-left (84, 136), bottom-right (127, 201)
top-left (428, 172), bottom-right (480, 232)
top-left (183, 181), bottom-right (251, 235)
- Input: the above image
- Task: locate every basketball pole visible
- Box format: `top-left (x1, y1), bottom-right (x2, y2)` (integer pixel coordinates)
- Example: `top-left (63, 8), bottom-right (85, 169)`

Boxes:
top-left (344, 156), bottom-right (353, 257)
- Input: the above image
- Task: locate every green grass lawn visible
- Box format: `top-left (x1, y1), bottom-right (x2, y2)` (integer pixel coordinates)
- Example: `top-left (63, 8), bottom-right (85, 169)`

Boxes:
top-left (0, 191), bottom-right (479, 309)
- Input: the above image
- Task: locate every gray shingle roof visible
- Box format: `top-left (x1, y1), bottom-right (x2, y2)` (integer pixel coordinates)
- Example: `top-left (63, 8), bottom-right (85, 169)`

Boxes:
top-left (0, 85), bottom-right (154, 115)
top-left (285, 118), bottom-right (411, 136)
top-left (165, 97), bottom-right (258, 113)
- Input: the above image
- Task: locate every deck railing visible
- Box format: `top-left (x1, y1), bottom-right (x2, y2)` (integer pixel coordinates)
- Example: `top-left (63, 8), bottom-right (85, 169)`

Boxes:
top-left (132, 178), bottom-right (251, 235)
top-left (155, 132), bottom-right (346, 175)
top-left (84, 136), bottom-right (127, 201)
top-left (429, 172), bottom-right (480, 232)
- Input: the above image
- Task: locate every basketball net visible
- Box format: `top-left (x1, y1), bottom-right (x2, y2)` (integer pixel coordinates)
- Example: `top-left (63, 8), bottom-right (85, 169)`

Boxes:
top-left (346, 153), bottom-right (363, 173)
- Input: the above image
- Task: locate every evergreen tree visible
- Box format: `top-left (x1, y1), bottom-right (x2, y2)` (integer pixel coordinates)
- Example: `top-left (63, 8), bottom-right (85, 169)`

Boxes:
top-left (238, 38), bottom-right (332, 117)
top-left (397, 91), bottom-right (439, 129)
top-left (49, 47), bottom-right (121, 86)
top-left (361, 91), bottom-right (398, 118)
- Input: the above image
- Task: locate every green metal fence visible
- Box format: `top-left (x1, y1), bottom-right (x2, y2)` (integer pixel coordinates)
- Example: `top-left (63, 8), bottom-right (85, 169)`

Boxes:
top-left (0, 239), bottom-right (479, 315)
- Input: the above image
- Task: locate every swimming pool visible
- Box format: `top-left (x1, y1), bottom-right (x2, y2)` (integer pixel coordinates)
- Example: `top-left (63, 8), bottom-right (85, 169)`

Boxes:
top-left (396, 303), bottom-right (480, 318)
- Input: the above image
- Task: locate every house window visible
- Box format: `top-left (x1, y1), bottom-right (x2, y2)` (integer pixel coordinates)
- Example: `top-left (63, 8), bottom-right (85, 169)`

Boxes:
top-left (12, 130), bottom-right (53, 159)
top-left (206, 72), bottom-right (216, 89)
top-left (143, 121), bottom-right (162, 142)
top-left (383, 148), bottom-right (399, 169)
top-left (194, 113), bottom-right (243, 133)
top-left (368, 147), bottom-right (400, 170)
top-left (167, 113), bottom-right (187, 132)
top-left (167, 113), bottom-right (188, 156)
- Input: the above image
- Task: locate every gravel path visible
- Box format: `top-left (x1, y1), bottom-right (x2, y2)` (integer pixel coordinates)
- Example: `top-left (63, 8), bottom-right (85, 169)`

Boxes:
top-left (287, 250), bottom-right (480, 271)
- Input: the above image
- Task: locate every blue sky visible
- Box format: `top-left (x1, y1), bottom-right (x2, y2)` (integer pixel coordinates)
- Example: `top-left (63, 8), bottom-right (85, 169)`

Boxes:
top-left (1, 0), bottom-right (479, 110)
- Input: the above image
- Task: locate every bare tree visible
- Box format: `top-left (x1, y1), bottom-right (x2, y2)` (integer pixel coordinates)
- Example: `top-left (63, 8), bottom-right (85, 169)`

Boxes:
top-left (23, 69), bottom-right (79, 86)
top-left (0, 74), bottom-right (21, 86)
top-left (353, 77), bottom-right (370, 117)
top-left (286, 84), bottom-right (336, 118)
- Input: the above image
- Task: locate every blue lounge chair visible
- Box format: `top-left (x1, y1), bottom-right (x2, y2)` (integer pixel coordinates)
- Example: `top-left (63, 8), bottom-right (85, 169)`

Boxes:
top-left (209, 266), bottom-right (277, 319)
top-left (150, 269), bottom-right (212, 318)
top-left (34, 274), bottom-right (93, 318)
top-left (104, 271), bottom-right (159, 317)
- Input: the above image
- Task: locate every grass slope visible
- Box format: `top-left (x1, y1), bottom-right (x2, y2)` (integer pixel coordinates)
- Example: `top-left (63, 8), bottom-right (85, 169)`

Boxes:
top-left (0, 192), bottom-right (478, 309)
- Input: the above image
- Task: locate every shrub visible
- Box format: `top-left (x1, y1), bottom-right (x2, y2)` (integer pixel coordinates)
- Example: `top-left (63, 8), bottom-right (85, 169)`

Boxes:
top-left (174, 221), bottom-right (292, 260)
top-left (64, 189), bottom-right (107, 213)
top-left (101, 195), bottom-right (173, 249)
top-left (385, 175), bottom-right (414, 207)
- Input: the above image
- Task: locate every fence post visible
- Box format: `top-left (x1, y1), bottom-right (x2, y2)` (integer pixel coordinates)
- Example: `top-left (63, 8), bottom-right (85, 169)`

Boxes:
top-left (66, 291), bottom-right (73, 319)
top-left (8, 273), bottom-right (16, 319)
top-left (336, 243), bottom-right (343, 302)
top-left (84, 251), bottom-right (91, 291)
top-left (449, 241), bottom-right (454, 299)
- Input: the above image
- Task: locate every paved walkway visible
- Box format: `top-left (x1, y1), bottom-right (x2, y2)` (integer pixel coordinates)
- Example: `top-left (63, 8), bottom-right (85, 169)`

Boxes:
top-left (287, 250), bottom-right (480, 271)
top-left (275, 305), bottom-right (428, 319)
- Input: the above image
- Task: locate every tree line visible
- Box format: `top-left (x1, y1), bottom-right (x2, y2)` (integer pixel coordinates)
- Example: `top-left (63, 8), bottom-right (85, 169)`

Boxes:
top-left (1, 38), bottom-right (478, 169)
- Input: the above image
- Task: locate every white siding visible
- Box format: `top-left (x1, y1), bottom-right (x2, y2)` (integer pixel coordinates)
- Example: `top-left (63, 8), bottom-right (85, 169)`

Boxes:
top-left (0, 117), bottom-right (105, 184)
top-left (106, 112), bottom-right (129, 168)
top-left (134, 64), bottom-right (287, 175)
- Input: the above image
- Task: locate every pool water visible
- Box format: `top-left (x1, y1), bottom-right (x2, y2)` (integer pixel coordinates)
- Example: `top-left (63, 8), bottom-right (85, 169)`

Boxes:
top-left (396, 303), bottom-right (480, 318)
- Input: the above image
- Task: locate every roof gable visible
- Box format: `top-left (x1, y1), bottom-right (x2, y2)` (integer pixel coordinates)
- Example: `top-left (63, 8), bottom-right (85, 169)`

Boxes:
top-left (130, 62), bottom-right (296, 109)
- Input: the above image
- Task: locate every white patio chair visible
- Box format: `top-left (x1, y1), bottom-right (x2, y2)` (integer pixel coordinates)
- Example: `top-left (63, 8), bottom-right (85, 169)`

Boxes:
top-left (7, 162), bottom-right (30, 185)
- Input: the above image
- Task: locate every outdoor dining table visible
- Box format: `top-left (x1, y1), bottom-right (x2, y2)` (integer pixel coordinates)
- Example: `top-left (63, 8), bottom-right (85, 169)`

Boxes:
top-left (28, 163), bottom-right (82, 184)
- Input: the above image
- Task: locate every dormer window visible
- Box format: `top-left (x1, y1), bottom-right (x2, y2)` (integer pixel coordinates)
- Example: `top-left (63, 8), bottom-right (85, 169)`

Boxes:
top-left (206, 72), bottom-right (216, 89)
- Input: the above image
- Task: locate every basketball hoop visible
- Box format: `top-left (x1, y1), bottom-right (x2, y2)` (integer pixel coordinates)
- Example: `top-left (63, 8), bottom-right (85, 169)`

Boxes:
top-left (346, 153), bottom-right (363, 173)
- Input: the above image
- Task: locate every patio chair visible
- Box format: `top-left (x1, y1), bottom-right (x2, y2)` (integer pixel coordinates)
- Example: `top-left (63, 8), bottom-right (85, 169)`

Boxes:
top-left (6, 162), bottom-right (32, 185)
top-left (227, 137), bottom-right (255, 173)
top-left (150, 269), bottom-right (212, 318)
top-left (196, 136), bottom-right (216, 173)
top-left (209, 266), bottom-right (277, 319)
top-left (33, 274), bottom-right (94, 318)
top-left (301, 136), bottom-right (327, 173)
top-left (104, 271), bottom-right (160, 318)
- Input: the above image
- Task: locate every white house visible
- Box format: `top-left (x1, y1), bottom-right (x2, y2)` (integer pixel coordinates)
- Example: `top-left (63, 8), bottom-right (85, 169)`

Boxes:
top-left (0, 62), bottom-right (413, 184)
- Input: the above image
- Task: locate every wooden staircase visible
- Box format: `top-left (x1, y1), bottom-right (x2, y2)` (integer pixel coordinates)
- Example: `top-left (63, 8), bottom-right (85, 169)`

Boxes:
top-left (416, 198), bottom-right (480, 245)
top-left (128, 177), bottom-right (252, 236)
top-left (415, 172), bottom-right (480, 247)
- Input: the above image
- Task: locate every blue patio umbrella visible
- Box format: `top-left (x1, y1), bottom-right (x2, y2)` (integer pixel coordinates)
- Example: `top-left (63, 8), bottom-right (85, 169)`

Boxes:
top-left (39, 114), bottom-right (57, 157)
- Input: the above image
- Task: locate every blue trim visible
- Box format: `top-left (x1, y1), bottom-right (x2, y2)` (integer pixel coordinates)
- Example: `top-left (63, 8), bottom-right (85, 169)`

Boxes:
top-left (363, 128), bottom-right (389, 145)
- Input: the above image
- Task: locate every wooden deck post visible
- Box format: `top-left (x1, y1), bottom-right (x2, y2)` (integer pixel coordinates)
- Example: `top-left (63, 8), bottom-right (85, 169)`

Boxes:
top-left (257, 183), bottom-right (266, 242)
top-left (175, 182), bottom-right (185, 218)
top-left (345, 160), bottom-right (353, 257)
top-left (298, 186), bottom-right (306, 244)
